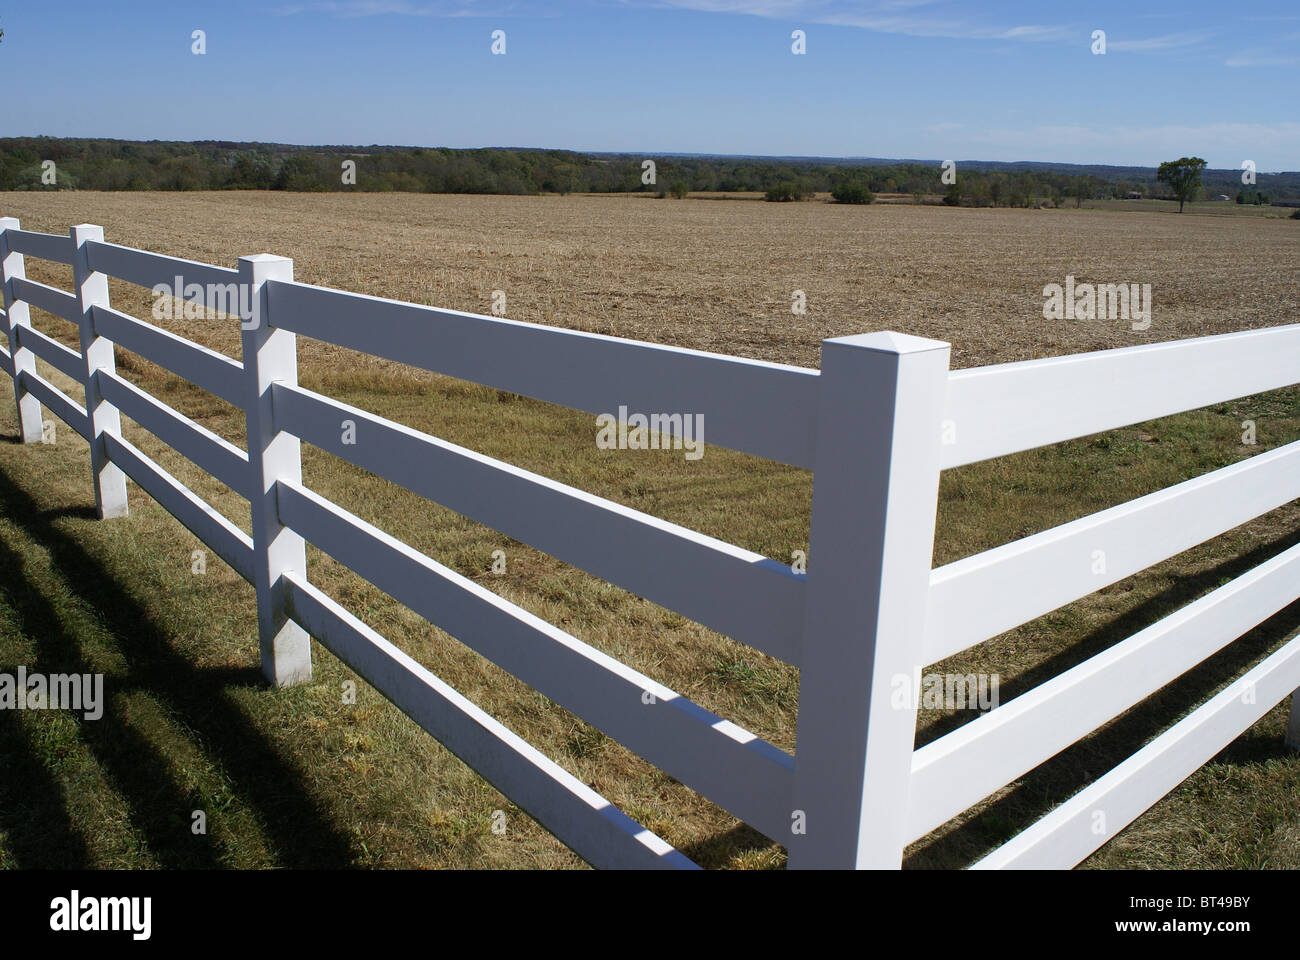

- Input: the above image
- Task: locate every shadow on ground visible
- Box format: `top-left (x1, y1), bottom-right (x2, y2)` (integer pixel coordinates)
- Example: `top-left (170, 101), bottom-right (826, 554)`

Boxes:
top-left (0, 442), bottom-right (356, 868)
top-left (1, 422), bottom-right (1295, 870)
top-left (907, 526), bottom-right (1300, 868)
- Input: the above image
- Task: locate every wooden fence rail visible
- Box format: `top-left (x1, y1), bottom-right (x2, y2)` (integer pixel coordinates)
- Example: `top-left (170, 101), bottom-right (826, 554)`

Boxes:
top-left (1, 216), bottom-right (1297, 869)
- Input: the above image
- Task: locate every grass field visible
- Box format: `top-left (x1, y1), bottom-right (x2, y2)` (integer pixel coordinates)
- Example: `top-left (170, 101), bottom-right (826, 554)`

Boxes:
top-left (0, 191), bottom-right (1298, 869)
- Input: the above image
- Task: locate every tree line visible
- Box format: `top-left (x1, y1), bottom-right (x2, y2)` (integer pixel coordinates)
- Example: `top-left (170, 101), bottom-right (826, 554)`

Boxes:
top-left (2, 137), bottom-right (1296, 205)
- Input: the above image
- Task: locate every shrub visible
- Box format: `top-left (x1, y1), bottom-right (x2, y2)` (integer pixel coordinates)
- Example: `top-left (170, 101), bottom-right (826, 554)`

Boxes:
top-left (669, 181), bottom-right (689, 199)
top-left (765, 181), bottom-right (804, 202)
top-left (831, 182), bottom-right (874, 204)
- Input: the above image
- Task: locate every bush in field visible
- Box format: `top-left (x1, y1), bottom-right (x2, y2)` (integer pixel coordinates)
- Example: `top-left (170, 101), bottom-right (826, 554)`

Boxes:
top-left (831, 182), bottom-right (874, 204)
top-left (669, 181), bottom-right (689, 199)
top-left (765, 181), bottom-right (804, 202)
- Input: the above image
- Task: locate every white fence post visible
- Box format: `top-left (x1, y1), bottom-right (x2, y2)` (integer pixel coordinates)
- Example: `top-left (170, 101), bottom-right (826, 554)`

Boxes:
top-left (0, 217), bottom-right (44, 443)
top-left (788, 331), bottom-right (950, 869)
top-left (240, 254), bottom-right (312, 686)
top-left (1286, 698), bottom-right (1300, 751)
top-left (71, 224), bottom-right (129, 518)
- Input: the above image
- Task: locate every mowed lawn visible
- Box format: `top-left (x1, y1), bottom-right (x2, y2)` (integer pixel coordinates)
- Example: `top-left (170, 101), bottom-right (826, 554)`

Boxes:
top-left (0, 191), bottom-right (1298, 869)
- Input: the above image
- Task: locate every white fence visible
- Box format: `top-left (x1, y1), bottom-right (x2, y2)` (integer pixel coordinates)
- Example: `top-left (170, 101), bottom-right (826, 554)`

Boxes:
top-left (1, 216), bottom-right (1298, 869)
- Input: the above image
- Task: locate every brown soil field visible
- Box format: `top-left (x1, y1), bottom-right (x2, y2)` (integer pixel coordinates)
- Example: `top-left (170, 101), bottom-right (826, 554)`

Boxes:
top-left (3, 191), bottom-right (1296, 371)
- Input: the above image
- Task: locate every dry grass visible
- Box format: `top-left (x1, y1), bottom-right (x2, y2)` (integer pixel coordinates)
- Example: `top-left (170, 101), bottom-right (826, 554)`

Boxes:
top-left (0, 191), bottom-right (1297, 869)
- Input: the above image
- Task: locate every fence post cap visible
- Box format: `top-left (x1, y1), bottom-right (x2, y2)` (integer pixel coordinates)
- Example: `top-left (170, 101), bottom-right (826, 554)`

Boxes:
top-left (238, 254), bottom-right (293, 288)
top-left (823, 331), bottom-right (950, 355)
top-left (239, 253), bottom-right (292, 265)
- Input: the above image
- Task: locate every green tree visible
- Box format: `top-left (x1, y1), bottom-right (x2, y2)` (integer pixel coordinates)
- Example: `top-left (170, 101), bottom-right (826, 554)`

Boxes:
top-left (832, 181), bottom-right (874, 204)
top-left (229, 154), bottom-right (272, 189)
top-left (1072, 175), bottom-right (1096, 208)
top-left (274, 154), bottom-right (327, 191)
top-left (15, 163), bottom-right (73, 190)
top-left (764, 181), bottom-right (803, 202)
top-left (1156, 156), bottom-right (1207, 213)
top-left (669, 181), bottom-right (689, 199)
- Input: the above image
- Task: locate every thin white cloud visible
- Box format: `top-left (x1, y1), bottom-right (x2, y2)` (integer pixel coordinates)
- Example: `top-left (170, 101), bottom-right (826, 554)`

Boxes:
top-left (1225, 49), bottom-right (1300, 67)
top-left (819, 14), bottom-right (1069, 41)
top-left (268, 0), bottom-right (1297, 72)
top-left (274, 0), bottom-right (514, 16)
top-left (641, 0), bottom-right (811, 14)
top-left (873, 0), bottom-right (943, 10)
top-left (1106, 30), bottom-right (1212, 52)
top-left (654, 1), bottom-right (1072, 42)
top-left (280, 0), bottom-right (1073, 43)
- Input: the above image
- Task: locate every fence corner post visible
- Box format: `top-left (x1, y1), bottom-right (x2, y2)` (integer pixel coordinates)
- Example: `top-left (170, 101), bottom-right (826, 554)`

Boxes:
top-left (71, 224), bottom-right (129, 518)
top-left (0, 217), bottom-right (44, 443)
top-left (788, 331), bottom-right (950, 869)
top-left (240, 253), bottom-right (311, 687)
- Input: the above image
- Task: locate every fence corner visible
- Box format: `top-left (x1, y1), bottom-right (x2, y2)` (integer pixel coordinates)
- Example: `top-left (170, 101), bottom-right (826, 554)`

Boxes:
top-left (788, 330), bottom-right (950, 869)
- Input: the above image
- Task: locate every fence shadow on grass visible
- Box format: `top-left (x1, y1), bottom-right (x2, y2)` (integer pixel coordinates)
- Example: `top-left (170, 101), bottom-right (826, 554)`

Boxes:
top-left (0, 703), bottom-right (90, 867)
top-left (917, 524), bottom-right (1300, 750)
top-left (906, 527), bottom-right (1300, 869)
top-left (0, 455), bottom-right (356, 868)
top-left (678, 821), bottom-right (776, 868)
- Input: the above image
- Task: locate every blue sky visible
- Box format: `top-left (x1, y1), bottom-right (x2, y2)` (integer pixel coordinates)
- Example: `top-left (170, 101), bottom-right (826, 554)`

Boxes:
top-left (3, 1), bottom-right (1297, 169)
